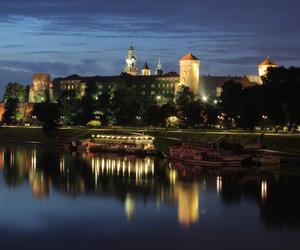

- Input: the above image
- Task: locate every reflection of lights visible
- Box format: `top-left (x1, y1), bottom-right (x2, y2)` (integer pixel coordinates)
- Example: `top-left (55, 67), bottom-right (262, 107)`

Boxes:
top-left (216, 176), bottom-right (222, 196)
top-left (60, 156), bottom-right (65, 173)
top-left (124, 193), bottom-right (135, 222)
top-left (0, 148), bottom-right (4, 170)
top-left (261, 180), bottom-right (267, 200)
top-left (10, 152), bottom-right (14, 166)
top-left (31, 149), bottom-right (37, 171)
top-left (90, 155), bottom-right (155, 187)
top-left (177, 183), bottom-right (199, 226)
top-left (168, 169), bottom-right (177, 184)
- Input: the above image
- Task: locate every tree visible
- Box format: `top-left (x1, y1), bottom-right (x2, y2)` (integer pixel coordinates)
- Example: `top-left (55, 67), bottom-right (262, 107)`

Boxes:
top-left (175, 85), bottom-right (195, 126)
top-left (3, 82), bottom-right (26, 104)
top-left (33, 103), bottom-right (60, 133)
top-left (159, 102), bottom-right (177, 127)
top-left (2, 97), bottom-right (20, 124)
top-left (263, 67), bottom-right (300, 130)
top-left (58, 90), bottom-right (80, 125)
top-left (110, 78), bottom-right (144, 126)
top-left (239, 87), bottom-right (263, 130)
top-left (95, 92), bottom-right (112, 126)
top-left (220, 80), bottom-right (243, 120)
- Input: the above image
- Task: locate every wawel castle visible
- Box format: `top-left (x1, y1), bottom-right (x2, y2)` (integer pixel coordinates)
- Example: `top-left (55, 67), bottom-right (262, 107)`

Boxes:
top-left (0, 46), bottom-right (279, 120)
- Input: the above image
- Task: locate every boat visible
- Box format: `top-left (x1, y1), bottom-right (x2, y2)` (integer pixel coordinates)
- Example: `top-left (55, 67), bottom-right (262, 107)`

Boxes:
top-left (72, 134), bottom-right (158, 155)
top-left (67, 139), bottom-right (92, 152)
top-left (252, 154), bottom-right (280, 166)
top-left (164, 142), bottom-right (250, 167)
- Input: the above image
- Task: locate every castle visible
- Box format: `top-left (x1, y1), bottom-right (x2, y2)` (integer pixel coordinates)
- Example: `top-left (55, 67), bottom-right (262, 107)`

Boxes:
top-left (0, 46), bottom-right (279, 121)
top-left (48, 47), bottom-right (276, 100)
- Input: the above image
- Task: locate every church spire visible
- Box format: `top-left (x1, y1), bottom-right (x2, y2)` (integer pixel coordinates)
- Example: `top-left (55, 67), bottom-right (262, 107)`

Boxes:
top-left (155, 57), bottom-right (163, 76)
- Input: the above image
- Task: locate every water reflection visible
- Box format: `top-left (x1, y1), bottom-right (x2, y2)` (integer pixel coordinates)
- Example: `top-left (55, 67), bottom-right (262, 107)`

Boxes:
top-left (0, 143), bottom-right (300, 231)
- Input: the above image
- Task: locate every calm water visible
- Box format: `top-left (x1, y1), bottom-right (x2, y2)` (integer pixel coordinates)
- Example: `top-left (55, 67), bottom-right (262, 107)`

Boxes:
top-left (0, 143), bottom-right (299, 249)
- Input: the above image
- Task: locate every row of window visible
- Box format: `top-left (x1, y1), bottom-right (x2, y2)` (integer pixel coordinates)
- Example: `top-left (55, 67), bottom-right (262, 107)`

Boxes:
top-left (97, 90), bottom-right (174, 96)
top-left (97, 83), bottom-right (175, 89)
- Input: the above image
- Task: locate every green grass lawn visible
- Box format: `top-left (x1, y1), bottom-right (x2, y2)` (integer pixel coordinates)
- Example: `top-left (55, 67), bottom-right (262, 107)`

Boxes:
top-left (0, 126), bottom-right (300, 153)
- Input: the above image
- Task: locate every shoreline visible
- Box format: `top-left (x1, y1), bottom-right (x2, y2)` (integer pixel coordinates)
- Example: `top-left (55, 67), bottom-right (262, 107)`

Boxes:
top-left (1, 127), bottom-right (300, 155)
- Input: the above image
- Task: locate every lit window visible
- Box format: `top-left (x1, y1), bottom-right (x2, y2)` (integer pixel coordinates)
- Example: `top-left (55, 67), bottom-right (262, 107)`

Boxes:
top-left (151, 84), bottom-right (155, 88)
top-left (151, 91), bottom-right (155, 95)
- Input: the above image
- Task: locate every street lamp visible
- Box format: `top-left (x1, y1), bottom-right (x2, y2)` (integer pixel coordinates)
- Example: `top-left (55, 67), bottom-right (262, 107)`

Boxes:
top-left (202, 96), bottom-right (208, 103)
top-left (262, 115), bottom-right (268, 130)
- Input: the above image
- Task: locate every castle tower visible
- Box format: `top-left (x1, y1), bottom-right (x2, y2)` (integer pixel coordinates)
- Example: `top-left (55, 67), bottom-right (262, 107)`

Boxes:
top-left (29, 73), bottom-right (53, 103)
top-left (258, 57), bottom-right (279, 82)
top-left (179, 53), bottom-right (200, 96)
top-left (124, 46), bottom-right (138, 76)
top-left (141, 62), bottom-right (151, 76)
top-left (155, 57), bottom-right (164, 76)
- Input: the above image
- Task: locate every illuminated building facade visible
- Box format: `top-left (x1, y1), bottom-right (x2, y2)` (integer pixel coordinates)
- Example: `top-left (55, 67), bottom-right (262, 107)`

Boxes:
top-left (141, 62), bottom-right (151, 76)
top-left (52, 49), bottom-right (262, 101)
top-left (258, 57), bottom-right (279, 82)
top-left (29, 73), bottom-right (54, 103)
top-left (124, 46), bottom-right (138, 76)
top-left (0, 46), bottom-right (272, 122)
top-left (179, 53), bottom-right (200, 95)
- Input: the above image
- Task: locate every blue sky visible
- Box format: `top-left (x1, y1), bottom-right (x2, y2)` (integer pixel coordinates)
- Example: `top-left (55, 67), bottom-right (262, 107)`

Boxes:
top-left (0, 0), bottom-right (299, 94)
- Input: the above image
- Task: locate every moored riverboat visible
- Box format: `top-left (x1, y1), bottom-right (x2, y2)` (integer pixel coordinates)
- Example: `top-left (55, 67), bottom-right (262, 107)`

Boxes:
top-left (164, 142), bottom-right (250, 167)
top-left (70, 134), bottom-right (158, 155)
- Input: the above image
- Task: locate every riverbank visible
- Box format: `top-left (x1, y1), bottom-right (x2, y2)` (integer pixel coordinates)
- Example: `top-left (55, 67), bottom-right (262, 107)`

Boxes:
top-left (0, 127), bottom-right (300, 154)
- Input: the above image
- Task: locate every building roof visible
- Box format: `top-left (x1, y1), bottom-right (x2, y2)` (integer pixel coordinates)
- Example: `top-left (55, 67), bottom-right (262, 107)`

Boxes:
top-left (259, 58), bottom-right (278, 66)
top-left (180, 53), bottom-right (199, 61)
top-left (143, 62), bottom-right (150, 70)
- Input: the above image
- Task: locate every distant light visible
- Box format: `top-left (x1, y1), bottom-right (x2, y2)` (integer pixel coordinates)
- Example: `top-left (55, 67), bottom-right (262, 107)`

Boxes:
top-left (214, 100), bottom-right (218, 104)
top-left (202, 96), bottom-right (208, 102)
top-left (156, 95), bottom-right (161, 101)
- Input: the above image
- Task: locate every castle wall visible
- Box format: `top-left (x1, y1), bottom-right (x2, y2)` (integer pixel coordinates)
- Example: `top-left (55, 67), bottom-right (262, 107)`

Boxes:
top-left (0, 103), bottom-right (34, 122)
top-left (0, 103), bottom-right (5, 121)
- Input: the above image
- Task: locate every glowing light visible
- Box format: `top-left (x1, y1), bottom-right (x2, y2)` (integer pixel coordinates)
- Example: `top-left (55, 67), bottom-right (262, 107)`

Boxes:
top-left (216, 176), bottom-right (222, 196)
top-left (261, 180), bottom-right (267, 200)
top-left (124, 193), bottom-right (135, 221)
top-left (202, 96), bottom-right (208, 102)
top-left (168, 169), bottom-right (177, 184)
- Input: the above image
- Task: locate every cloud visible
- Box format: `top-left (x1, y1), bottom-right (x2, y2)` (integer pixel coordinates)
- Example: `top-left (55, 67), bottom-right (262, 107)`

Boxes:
top-left (2, 44), bottom-right (24, 48)
top-left (22, 51), bottom-right (62, 55)
top-left (0, 0), bottom-right (299, 97)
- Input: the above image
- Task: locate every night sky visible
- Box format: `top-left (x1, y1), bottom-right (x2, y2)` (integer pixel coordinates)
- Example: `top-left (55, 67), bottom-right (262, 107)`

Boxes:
top-left (0, 0), bottom-right (299, 94)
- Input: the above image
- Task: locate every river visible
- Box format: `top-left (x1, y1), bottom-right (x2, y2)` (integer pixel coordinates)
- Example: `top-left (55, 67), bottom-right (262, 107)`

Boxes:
top-left (0, 142), bottom-right (299, 249)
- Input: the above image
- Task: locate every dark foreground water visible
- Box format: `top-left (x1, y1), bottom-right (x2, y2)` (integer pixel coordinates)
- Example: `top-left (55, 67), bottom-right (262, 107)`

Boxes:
top-left (0, 143), bottom-right (299, 250)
